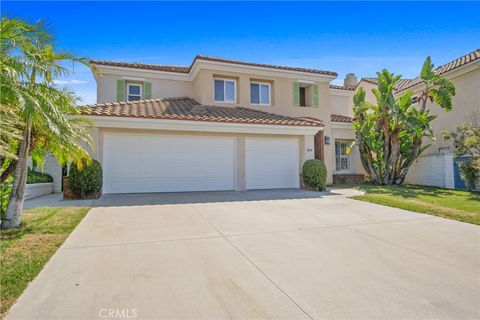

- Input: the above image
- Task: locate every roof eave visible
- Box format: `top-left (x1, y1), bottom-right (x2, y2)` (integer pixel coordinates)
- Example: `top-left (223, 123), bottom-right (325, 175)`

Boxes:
top-left (83, 115), bottom-right (323, 135)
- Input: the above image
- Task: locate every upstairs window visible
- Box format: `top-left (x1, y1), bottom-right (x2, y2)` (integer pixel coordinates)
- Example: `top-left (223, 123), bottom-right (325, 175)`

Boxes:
top-left (250, 82), bottom-right (271, 105)
top-left (214, 79), bottom-right (236, 103)
top-left (127, 83), bottom-right (142, 101)
top-left (299, 87), bottom-right (306, 107)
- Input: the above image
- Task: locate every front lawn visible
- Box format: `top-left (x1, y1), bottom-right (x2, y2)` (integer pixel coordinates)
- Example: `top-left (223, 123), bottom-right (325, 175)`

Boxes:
top-left (351, 184), bottom-right (480, 225)
top-left (0, 207), bottom-right (90, 317)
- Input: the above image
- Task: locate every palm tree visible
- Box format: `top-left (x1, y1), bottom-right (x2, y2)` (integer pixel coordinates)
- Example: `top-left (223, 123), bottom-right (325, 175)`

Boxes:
top-left (0, 17), bottom-right (97, 228)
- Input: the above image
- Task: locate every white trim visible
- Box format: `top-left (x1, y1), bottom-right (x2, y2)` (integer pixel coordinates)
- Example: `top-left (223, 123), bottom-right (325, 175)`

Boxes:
top-left (85, 116), bottom-right (322, 136)
top-left (331, 122), bottom-right (354, 129)
top-left (126, 83), bottom-right (142, 101)
top-left (95, 65), bottom-right (191, 81)
top-left (330, 88), bottom-right (354, 97)
top-left (250, 82), bottom-right (271, 106)
top-left (213, 78), bottom-right (237, 104)
top-left (122, 76), bottom-right (146, 81)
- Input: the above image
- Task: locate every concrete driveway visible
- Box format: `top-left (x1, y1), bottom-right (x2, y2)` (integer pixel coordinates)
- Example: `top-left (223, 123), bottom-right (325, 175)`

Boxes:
top-left (8, 189), bottom-right (480, 319)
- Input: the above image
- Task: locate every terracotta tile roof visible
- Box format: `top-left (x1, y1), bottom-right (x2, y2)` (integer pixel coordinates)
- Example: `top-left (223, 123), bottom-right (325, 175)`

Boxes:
top-left (329, 84), bottom-right (355, 91)
top-left (360, 49), bottom-right (480, 93)
top-left (91, 55), bottom-right (337, 76)
top-left (361, 77), bottom-right (415, 92)
top-left (81, 97), bottom-right (322, 127)
top-left (330, 114), bottom-right (354, 123)
top-left (295, 117), bottom-right (324, 126)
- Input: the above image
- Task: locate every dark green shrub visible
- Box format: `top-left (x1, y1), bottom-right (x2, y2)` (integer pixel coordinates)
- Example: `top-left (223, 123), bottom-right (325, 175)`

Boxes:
top-left (27, 167), bottom-right (53, 184)
top-left (69, 159), bottom-right (102, 198)
top-left (302, 159), bottom-right (327, 191)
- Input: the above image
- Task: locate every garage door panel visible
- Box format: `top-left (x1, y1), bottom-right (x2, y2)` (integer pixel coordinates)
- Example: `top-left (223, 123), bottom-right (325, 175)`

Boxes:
top-left (246, 138), bottom-right (299, 190)
top-left (103, 133), bottom-right (235, 194)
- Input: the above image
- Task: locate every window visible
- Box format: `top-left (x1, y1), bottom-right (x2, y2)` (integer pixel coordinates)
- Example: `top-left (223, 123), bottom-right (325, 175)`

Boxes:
top-left (299, 87), bottom-right (306, 107)
top-left (214, 79), bottom-right (236, 103)
top-left (127, 83), bottom-right (142, 101)
top-left (335, 141), bottom-right (351, 172)
top-left (250, 82), bottom-right (271, 105)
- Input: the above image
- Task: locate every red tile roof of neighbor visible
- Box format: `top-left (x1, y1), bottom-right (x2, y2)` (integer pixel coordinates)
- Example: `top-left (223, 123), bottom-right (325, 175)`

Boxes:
top-left (360, 49), bottom-right (480, 93)
top-left (81, 97), bottom-right (323, 127)
top-left (329, 84), bottom-right (355, 91)
top-left (91, 55), bottom-right (337, 76)
top-left (330, 114), bottom-right (354, 123)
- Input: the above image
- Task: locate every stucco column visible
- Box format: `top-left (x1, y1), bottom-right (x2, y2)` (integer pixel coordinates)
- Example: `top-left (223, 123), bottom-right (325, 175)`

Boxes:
top-left (236, 136), bottom-right (246, 191)
top-left (302, 135), bottom-right (315, 165)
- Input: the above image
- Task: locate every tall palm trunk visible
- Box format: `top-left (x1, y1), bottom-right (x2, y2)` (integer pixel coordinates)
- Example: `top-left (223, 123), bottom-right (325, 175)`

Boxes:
top-left (2, 123), bottom-right (31, 228)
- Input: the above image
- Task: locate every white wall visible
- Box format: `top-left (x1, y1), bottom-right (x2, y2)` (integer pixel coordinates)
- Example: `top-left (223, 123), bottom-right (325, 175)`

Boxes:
top-left (405, 153), bottom-right (454, 189)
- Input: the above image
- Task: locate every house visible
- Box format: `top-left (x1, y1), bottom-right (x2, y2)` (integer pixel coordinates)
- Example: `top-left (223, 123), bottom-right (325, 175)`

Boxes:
top-left (76, 56), bottom-right (363, 194)
top-left (357, 49), bottom-right (480, 189)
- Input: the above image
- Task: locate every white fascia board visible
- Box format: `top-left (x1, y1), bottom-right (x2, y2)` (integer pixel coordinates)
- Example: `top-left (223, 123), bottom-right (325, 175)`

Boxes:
top-left (84, 116), bottom-right (323, 136)
top-left (94, 65), bottom-right (191, 81)
top-left (330, 88), bottom-right (355, 97)
top-left (190, 61), bottom-right (337, 83)
top-left (331, 122), bottom-right (354, 130)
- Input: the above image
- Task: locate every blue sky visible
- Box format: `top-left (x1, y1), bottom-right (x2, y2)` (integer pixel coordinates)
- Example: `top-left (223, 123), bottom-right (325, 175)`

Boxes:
top-left (3, 1), bottom-right (479, 104)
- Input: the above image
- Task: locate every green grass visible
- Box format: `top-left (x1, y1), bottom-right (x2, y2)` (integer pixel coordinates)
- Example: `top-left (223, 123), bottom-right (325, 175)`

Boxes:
top-left (350, 184), bottom-right (480, 225)
top-left (0, 207), bottom-right (89, 317)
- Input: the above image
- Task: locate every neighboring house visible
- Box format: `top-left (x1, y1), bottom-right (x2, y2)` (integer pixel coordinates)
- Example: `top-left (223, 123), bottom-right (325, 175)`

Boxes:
top-left (357, 49), bottom-right (480, 189)
top-left (76, 56), bottom-right (363, 194)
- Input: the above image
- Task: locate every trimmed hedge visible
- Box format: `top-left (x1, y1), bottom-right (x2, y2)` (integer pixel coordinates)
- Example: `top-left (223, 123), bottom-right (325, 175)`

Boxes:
top-left (68, 159), bottom-right (102, 198)
top-left (302, 159), bottom-right (327, 191)
top-left (27, 168), bottom-right (53, 184)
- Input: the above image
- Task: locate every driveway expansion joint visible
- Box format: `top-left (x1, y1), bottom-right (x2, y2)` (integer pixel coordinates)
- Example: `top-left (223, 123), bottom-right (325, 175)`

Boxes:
top-left (190, 204), bottom-right (315, 320)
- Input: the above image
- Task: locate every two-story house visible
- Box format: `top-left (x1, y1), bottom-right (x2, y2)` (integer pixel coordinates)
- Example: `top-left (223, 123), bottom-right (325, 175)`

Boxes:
top-left (77, 56), bottom-right (361, 194)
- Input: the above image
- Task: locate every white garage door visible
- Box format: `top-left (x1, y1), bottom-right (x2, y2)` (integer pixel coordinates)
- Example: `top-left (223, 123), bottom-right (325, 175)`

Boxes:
top-left (246, 138), bottom-right (300, 189)
top-left (103, 133), bottom-right (235, 194)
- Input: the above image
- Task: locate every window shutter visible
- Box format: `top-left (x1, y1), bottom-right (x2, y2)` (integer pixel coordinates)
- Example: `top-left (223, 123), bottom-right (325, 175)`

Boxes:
top-left (312, 83), bottom-right (319, 108)
top-left (143, 81), bottom-right (152, 100)
top-left (292, 81), bottom-right (300, 106)
top-left (116, 79), bottom-right (125, 102)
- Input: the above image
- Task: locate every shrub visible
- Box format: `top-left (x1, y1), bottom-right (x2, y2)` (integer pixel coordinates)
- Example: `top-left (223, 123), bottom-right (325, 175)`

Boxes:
top-left (26, 168), bottom-right (53, 184)
top-left (302, 159), bottom-right (327, 191)
top-left (68, 159), bottom-right (102, 198)
top-left (459, 159), bottom-right (480, 191)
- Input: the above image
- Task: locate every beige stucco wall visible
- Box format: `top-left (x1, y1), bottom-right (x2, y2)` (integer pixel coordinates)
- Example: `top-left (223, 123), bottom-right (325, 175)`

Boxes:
top-left (96, 74), bottom-right (194, 104)
top-left (89, 127), bottom-right (317, 191)
top-left (330, 93), bottom-right (354, 117)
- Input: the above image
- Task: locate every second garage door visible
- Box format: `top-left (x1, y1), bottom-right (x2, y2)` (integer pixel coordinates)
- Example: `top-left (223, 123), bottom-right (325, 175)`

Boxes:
top-left (245, 138), bottom-right (300, 189)
top-left (103, 133), bottom-right (235, 194)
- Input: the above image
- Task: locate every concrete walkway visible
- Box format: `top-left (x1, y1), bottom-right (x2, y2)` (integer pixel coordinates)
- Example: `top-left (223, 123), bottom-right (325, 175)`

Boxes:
top-left (8, 189), bottom-right (480, 319)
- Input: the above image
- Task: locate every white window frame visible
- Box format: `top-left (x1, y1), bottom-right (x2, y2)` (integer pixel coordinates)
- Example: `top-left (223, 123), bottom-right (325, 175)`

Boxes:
top-left (213, 78), bottom-right (236, 103)
top-left (127, 83), bottom-right (142, 101)
top-left (335, 140), bottom-right (351, 173)
top-left (250, 82), bottom-right (271, 106)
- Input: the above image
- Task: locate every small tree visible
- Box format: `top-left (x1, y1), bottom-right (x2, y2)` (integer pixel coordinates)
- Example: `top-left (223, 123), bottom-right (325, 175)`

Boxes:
top-left (353, 57), bottom-right (455, 185)
top-left (69, 159), bottom-right (102, 198)
top-left (443, 116), bottom-right (480, 191)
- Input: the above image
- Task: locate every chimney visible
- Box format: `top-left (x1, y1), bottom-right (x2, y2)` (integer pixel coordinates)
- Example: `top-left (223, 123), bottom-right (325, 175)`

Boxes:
top-left (344, 73), bottom-right (358, 88)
